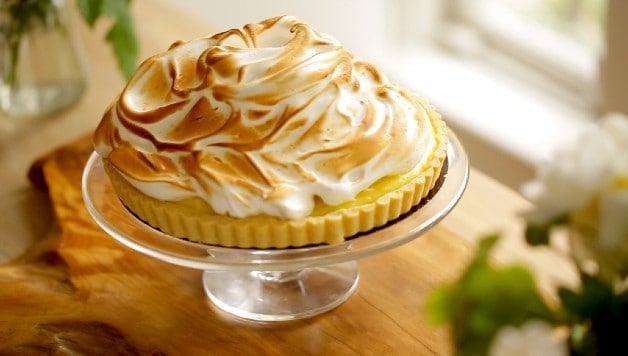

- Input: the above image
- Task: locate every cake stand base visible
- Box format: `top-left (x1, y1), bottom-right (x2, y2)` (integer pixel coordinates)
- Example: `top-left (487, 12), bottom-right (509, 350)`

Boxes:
top-left (202, 261), bottom-right (359, 321)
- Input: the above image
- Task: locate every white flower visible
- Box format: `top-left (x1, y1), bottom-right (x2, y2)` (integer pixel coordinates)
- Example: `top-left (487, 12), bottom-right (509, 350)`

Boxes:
top-left (596, 113), bottom-right (628, 250)
top-left (488, 320), bottom-right (568, 356)
top-left (520, 113), bottom-right (628, 280)
top-left (521, 113), bottom-right (628, 248)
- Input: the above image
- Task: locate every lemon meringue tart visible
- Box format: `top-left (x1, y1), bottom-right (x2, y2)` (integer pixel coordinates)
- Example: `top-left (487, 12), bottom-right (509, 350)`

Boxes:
top-left (93, 16), bottom-right (448, 248)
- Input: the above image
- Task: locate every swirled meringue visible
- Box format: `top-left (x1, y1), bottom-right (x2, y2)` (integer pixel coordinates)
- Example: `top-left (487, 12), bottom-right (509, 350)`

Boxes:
top-left (94, 16), bottom-right (440, 220)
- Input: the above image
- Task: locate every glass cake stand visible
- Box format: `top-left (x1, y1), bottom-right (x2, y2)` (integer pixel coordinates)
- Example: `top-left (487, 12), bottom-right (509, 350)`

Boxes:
top-left (82, 131), bottom-right (469, 321)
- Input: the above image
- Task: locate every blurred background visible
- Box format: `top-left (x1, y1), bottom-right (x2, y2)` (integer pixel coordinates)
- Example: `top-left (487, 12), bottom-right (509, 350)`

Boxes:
top-left (168, 0), bottom-right (624, 190)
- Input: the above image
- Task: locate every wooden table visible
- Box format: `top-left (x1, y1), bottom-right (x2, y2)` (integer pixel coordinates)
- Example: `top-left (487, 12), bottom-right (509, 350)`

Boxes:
top-left (0, 1), bottom-right (575, 354)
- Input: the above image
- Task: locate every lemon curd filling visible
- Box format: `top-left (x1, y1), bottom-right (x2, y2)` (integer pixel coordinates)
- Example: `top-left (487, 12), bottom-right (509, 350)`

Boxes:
top-left (111, 140), bottom-right (438, 219)
top-left (311, 137), bottom-right (440, 216)
top-left (131, 136), bottom-right (441, 220)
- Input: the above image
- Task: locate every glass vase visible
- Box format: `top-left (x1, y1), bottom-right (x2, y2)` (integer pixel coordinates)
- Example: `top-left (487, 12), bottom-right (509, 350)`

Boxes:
top-left (0, 0), bottom-right (87, 119)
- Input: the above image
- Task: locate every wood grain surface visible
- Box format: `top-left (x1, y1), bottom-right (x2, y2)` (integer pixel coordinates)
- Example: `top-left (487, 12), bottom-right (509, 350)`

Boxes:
top-left (0, 136), bottom-right (476, 354)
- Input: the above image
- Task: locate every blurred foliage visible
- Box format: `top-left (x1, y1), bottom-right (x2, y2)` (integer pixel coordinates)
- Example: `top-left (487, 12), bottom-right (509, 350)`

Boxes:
top-left (426, 231), bottom-right (627, 355)
top-left (1, 0), bottom-right (138, 85)
top-left (426, 235), bottom-right (555, 355)
top-left (77, 0), bottom-right (138, 80)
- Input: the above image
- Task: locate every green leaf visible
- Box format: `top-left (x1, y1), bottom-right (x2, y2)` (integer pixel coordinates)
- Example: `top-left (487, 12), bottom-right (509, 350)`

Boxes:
top-left (97, 0), bottom-right (138, 80)
top-left (466, 234), bottom-right (499, 270)
top-left (105, 18), bottom-right (138, 80)
top-left (559, 273), bottom-right (628, 355)
top-left (76, 0), bottom-right (138, 80)
top-left (525, 214), bottom-right (568, 246)
top-left (525, 223), bottom-right (551, 245)
top-left (77, 0), bottom-right (104, 27)
top-left (101, 0), bottom-right (132, 22)
top-left (559, 274), bottom-right (614, 318)
top-left (424, 285), bottom-right (456, 324)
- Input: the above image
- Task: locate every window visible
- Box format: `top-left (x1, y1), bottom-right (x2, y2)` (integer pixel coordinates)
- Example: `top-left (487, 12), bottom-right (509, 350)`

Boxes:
top-left (432, 0), bottom-right (607, 113)
top-left (388, 0), bottom-right (624, 188)
top-left (471, 0), bottom-right (606, 50)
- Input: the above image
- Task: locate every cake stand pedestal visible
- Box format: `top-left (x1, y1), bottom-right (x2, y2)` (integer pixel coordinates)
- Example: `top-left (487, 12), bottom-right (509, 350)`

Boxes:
top-left (82, 131), bottom-right (468, 321)
top-left (202, 263), bottom-right (358, 321)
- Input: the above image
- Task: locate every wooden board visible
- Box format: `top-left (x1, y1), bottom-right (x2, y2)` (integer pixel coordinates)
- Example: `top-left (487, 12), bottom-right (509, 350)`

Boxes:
top-left (0, 137), bottom-right (475, 355)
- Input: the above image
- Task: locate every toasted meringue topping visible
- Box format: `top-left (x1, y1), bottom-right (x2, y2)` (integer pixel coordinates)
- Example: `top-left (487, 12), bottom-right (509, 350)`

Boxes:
top-left (94, 16), bottom-right (438, 219)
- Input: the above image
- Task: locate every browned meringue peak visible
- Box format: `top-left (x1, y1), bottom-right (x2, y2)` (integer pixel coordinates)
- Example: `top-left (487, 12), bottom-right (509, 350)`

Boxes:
top-left (94, 15), bottom-right (440, 220)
